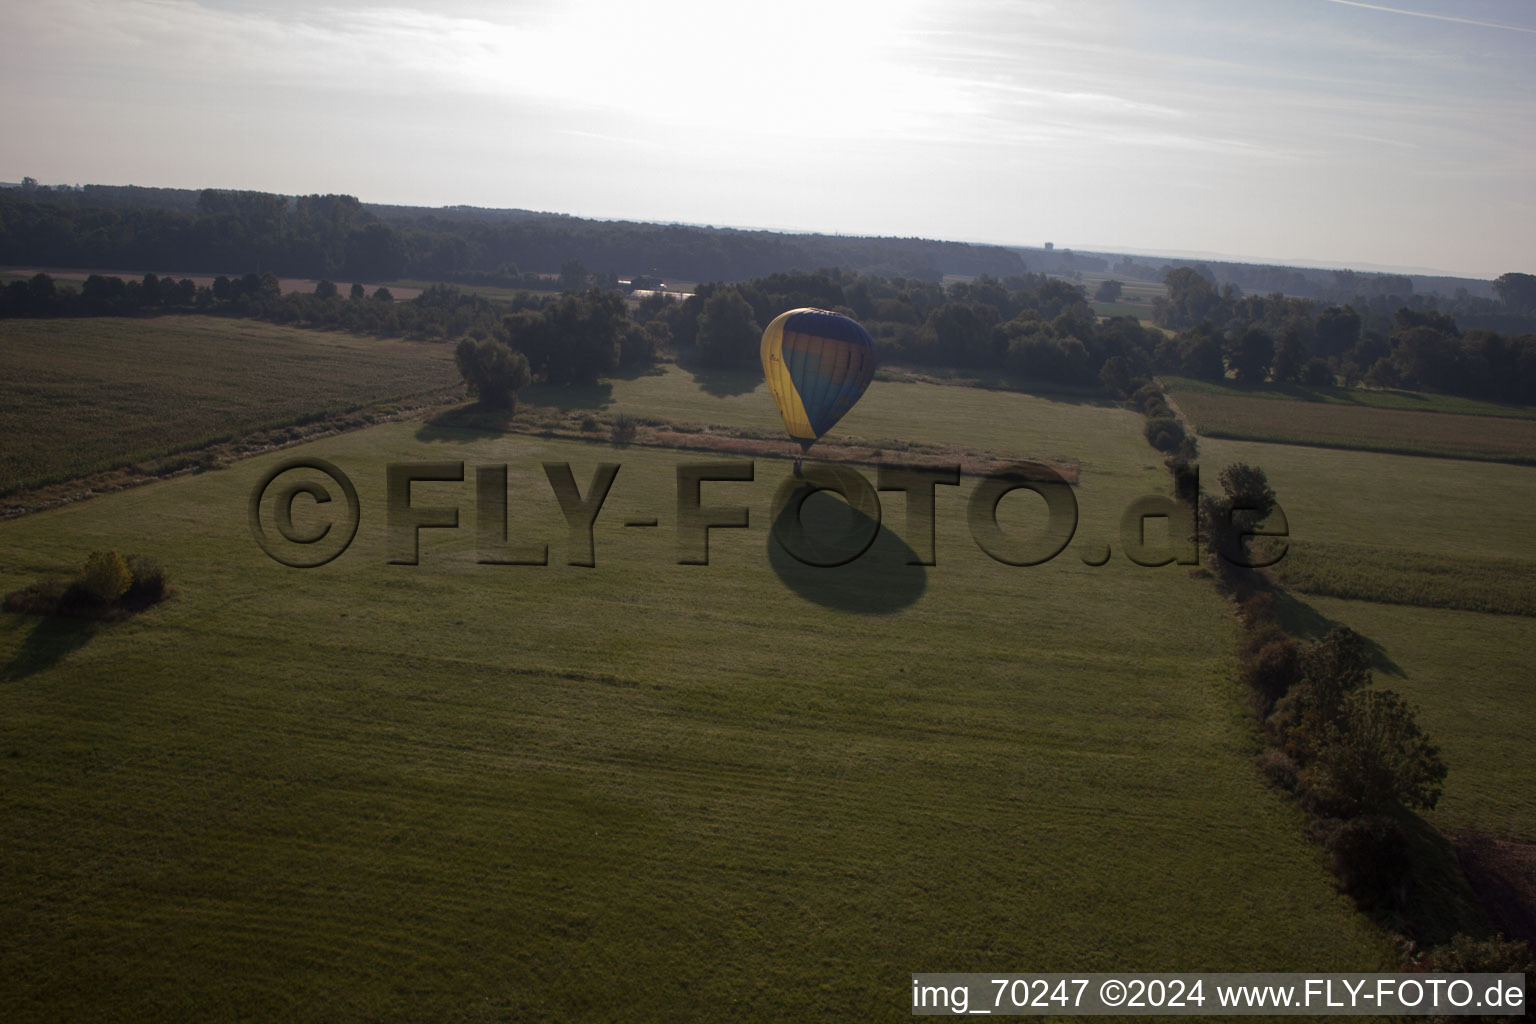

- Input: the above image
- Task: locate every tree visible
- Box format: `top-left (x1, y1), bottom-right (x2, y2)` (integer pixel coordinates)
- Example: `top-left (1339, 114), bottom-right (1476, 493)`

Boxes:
top-left (79, 549), bottom-right (132, 604)
top-left (344, 223), bottom-right (405, 281)
top-left (695, 287), bottom-right (760, 369)
top-left (923, 301), bottom-right (1001, 368)
top-left (1218, 462), bottom-right (1276, 522)
top-left (1093, 279), bottom-right (1123, 303)
top-left (349, 282), bottom-right (365, 300)
top-left (558, 259), bottom-right (588, 292)
top-left (314, 279), bottom-right (338, 300)
top-left (454, 337), bottom-right (531, 411)
top-left (1229, 327), bottom-right (1275, 384)
top-left (372, 286), bottom-right (393, 302)
top-left (1314, 305), bottom-right (1361, 358)
top-left (1271, 331), bottom-right (1306, 383)
top-left (1156, 267), bottom-right (1222, 329)
top-left (1172, 323), bottom-right (1225, 381)
top-left (1304, 689), bottom-right (1447, 815)
top-left (1493, 272), bottom-right (1536, 314)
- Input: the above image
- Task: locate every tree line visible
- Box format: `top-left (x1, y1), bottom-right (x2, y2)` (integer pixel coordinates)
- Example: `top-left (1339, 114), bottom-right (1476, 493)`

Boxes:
top-left (0, 184), bottom-right (1026, 287)
top-left (1151, 267), bottom-right (1536, 403)
top-left (8, 263), bottom-right (1536, 406)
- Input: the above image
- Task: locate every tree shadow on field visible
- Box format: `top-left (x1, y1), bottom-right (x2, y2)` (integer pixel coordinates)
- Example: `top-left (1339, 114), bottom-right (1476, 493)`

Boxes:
top-left (608, 363), bottom-right (668, 382)
top-left (521, 380), bottom-right (615, 411)
top-left (2, 616), bottom-right (96, 681)
top-left (415, 403), bottom-right (519, 442)
top-left (676, 353), bottom-right (760, 398)
top-left (767, 485), bottom-right (925, 614)
top-left (1341, 808), bottom-right (1492, 947)
top-left (1270, 589), bottom-right (1404, 677)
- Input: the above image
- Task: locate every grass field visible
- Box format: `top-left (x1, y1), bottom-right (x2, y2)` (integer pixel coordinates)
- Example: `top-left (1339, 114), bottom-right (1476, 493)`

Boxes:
top-left (0, 316), bottom-right (460, 495)
top-left (0, 363), bottom-right (1397, 1020)
top-left (1199, 436), bottom-right (1536, 841)
top-left (1166, 384), bottom-right (1536, 464)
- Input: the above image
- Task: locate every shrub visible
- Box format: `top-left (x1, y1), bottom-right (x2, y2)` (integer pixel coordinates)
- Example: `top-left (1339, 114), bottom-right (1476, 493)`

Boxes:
top-left (1244, 637), bottom-right (1301, 713)
top-left (1165, 455), bottom-right (1200, 503)
top-left (1320, 814), bottom-right (1411, 909)
top-left (1129, 382), bottom-right (1162, 408)
top-left (2, 577), bottom-right (68, 615)
top-left (1408, 932), bottom-right (1534, 973)
top-left (1255, 748), bottom-right (1300, 792)
top-left (579, 415), bottom-right (600, 432)
top-left (455, 337), bottom-right (531, 412)
top-left (1236, 590), bottom-right (1276, 628)
top-left (611, 413), bottom-right (638, 444)
top-left (1144, 416), bottom-right (1185, 454)
top-left (78, 549), bottom-right (132, 604)
top-left (125, 556), bottom-right (170, 606)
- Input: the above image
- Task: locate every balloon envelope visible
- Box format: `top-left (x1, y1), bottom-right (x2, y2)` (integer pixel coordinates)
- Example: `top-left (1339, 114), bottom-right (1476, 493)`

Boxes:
top-left (760, 308), bottom-right (876, 447)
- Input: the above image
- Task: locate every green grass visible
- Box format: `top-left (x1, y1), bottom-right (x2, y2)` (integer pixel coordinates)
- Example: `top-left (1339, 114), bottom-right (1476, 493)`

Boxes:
top-left (0, 316), bottom-right (460, 494)
top-left (0, 368), bottom-right (1394, 1020)
top-left (1199, 436), bottom-right (1536, 840)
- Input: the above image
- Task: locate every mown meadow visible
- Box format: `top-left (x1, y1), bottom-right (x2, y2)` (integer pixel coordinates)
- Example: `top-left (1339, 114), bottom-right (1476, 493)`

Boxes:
top-left (0, 347), bottom-right (1395, 1021)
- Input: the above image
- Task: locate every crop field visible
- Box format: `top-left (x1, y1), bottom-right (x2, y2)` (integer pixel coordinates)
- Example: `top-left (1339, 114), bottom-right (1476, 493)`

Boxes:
top-left (0, 361), bottom-right (1396, 1020)
top-left (1199, 436), bottom-right (1536, 841)
top-left (1165, 384), bottom-right (1536, 463)
top-left (0, 316), bottom-right (460, 495)
top-left (1164, 375), bottom-right (1536, 420)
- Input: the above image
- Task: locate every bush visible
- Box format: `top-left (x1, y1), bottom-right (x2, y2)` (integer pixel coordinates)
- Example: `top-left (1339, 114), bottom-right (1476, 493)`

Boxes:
top-left (1165, 456), bottom-right (1200, 503)
top-left (1256, 748), bottom-right (1300, 792)
top-left (1129, 382), bottom-right (1162, 411)
top-left (1144, 416), bottom-right (1185, 454)
top-left (78, 549), bottom-right (131, 604)
top-left (1320, 814), bottom-right (1411, 909)
top-left (1408, 932), bottom-right (1534, 973)
top-left (611, 413), bottom-right (638, 444)
top-left (1236, 590), bottom-right (1276, 628)
top-left (1302, 357), bottom-right (1333, 386)
top-left (2, 577), bottom-right (68, 615)
top-left (1244, 637), bottom-right (1301, 713)
top-left (455, 337), bottom-right (531, 412)
top-left (125, 556), bottom-right (170, 606)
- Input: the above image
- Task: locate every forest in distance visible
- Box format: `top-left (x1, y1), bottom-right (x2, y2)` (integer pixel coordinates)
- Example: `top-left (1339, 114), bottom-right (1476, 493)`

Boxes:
top-left (0, 178), bottom-right (1512, 304)
top-left (4, 178), bottom-right (1536, 410)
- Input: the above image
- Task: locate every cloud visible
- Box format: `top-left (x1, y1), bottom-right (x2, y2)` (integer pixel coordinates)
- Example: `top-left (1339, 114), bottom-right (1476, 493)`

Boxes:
top-left (1320, 0), bottom-right (1536, 35)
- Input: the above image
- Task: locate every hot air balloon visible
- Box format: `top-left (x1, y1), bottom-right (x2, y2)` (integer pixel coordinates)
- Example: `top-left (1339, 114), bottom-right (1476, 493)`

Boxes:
top-left (760, 308), bottom-right (876, 475)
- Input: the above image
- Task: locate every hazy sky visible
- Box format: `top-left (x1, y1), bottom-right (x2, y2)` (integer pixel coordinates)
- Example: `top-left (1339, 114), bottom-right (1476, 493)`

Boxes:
top-left (4, 0), bottom-right (1533, 278)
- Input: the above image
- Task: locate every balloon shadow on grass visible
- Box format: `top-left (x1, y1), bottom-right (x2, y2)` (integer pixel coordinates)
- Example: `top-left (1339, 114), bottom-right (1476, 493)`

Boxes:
top-left (767, 485), bottom-right (926, 614)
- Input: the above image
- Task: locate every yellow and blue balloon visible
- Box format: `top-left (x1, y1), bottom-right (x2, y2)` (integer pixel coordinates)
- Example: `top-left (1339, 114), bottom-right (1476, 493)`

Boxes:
top-left (760, 308), bottom-right (876, 474)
